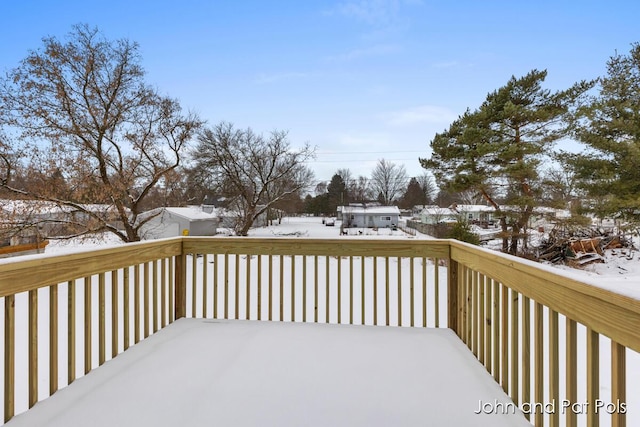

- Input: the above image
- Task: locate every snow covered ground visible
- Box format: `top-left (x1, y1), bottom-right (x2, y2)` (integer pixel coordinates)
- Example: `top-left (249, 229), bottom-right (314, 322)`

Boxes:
top-left (478, 225), bottom-right (640, 300)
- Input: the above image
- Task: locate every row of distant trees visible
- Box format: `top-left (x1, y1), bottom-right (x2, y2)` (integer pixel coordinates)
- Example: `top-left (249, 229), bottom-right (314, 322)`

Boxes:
top-left (302, 164), bottom-right (437, 216)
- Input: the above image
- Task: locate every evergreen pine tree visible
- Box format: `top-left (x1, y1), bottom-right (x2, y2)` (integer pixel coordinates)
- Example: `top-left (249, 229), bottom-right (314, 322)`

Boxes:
top-left (421, 70), bottom-right (592, 254)
top-left (572, 43), bottom-right (640, 223)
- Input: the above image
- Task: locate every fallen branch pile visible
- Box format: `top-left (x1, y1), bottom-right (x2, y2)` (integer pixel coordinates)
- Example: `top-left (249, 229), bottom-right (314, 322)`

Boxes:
top-left (537, 227), bottom-right (636, 266)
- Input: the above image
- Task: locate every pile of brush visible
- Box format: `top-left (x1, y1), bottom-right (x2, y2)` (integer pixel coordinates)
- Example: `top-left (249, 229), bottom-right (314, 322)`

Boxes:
top-left (537, 227), bottom-right (635, 266)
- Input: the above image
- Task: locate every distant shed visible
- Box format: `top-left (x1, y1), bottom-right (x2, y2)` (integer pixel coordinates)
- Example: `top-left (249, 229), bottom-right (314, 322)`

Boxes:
top-left (141, 207), bottom-right (219, 239)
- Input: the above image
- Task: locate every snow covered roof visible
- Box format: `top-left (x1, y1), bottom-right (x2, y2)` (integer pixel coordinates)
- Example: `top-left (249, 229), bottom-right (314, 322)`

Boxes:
top-left (420, 207), bottom-right (457, 216)
top-left (452, 204), bottom-right (495, 213)
top-left (530, 206), bottom-right (572, 218)
top-left (0, 199), bottom-right (124, 215)
top-left (339, 206), bottom-right (400, 215)
top-left (163, 206), bottom-right (218, 221)
top-left (452, 204), bottom-right (572, 218)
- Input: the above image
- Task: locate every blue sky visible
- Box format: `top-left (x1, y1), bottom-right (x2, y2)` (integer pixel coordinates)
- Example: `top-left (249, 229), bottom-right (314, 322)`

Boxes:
top-left (2, 0), bottom-right (640, 185)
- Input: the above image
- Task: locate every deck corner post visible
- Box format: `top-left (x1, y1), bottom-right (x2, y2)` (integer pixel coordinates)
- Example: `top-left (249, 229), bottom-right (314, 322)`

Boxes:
top-left (175, 249), bottom-right (187, 320)
top-left (448, 257), bottom-right (459, 336)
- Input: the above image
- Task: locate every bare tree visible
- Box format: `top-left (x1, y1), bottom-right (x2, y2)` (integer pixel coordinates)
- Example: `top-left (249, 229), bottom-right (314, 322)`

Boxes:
top-left (336, 168), bottom-right (353, 189)
top-left (0, 24), bottom-right (202, 242)
top-left (457, 189), bottom-right (484, 205)
top-left (351, 176), bottom-right (372, 202)
top-left (193, 122), bottom-right (315, 236)
top-left (314, 181), bottom-right (328, 196)
top-left (416, 173), bottom-right (437, 205)
top-left (370, 159), bottom-right (408, 205)
top-left (541, 165), bottom-right (579, 208)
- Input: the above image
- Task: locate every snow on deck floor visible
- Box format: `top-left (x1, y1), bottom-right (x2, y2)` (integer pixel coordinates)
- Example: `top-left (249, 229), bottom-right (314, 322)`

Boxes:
top-left (7, 320), bottom-right (529, 427)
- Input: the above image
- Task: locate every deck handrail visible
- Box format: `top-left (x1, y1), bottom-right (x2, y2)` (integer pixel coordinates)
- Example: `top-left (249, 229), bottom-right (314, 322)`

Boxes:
top-left (0, 236), bottom-right (637, 426)
top-left (449, 240), bottom-right (639, 427)
top-left (450, 240), bottom-right (640, 352)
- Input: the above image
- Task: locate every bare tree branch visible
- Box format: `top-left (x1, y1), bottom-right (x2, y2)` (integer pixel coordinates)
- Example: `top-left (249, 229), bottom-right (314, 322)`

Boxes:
top-left (193, 122), bottom-right (315, 235)
top-left (0, 24), bottom-right (203, 242)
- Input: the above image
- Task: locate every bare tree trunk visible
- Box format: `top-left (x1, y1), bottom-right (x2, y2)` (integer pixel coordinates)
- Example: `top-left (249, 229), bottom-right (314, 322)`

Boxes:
top-left (510, 224), bottom-right (520, 255)
top-left (499, 216), bottom-right (509, 253)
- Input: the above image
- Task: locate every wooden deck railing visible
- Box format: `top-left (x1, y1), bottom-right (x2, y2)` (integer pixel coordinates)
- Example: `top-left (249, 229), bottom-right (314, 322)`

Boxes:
top-left (0, 236), bottom-right (637, 426)
top-left (0, 239), bottom-right (182, 423)
top-left (180, 238), bottom-right (449, 326)
top-left (449, 240), bottom-right (640, 427)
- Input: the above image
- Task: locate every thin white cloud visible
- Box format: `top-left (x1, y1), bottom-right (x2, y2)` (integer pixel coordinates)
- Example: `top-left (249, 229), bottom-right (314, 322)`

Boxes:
top-left (325, 43), bottom-right (401, 62)
top-left (331, 0), bottom-right (422, 26)
top-left (254, 71), bottom-right (311, 84)
top-left (431, 60), bottom-right (474, 70)
top-left (379, 105), bottom-right (457, 126)
top-left (432, 61), bottom-right (460, 69)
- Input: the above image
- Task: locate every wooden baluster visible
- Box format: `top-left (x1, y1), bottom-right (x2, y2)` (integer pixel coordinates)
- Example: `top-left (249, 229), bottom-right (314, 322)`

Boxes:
top-left (68, 281), bottom-right (76, 384)
top-left (521, 296), bottom-right (531, 421)
top-left (566, 318), bottom-right (577, 427)
top-left (123, 268), bottom-right (130, 348)
top-left (549, 309), bottom-right (559, 427)
top-left (587, 328), bottom-right (600, 427)
top-left (50, 284), bottom-right (59, 395)
top-left (202, 254), bottom-right (208, 319)
top-left (511, 289), bottom-right (519, 406)
top-left (247, 253), bottom-right (252, 320)
top-left (611, 341), bottom-right (626, 427)
top-left (534, 302), bottom-right (544, 427)
top-left (111, 270), bottom-right (119, 358)
top-left (29, 290), bottom-right (38, 408)
top-left (410, 257), bottom-right (415, 327)
top-left (5, 294), bottom-right (15, 423)
top-left (84, 276), bottom-right (92, 375)
top-left (99, 273), bottom-right (106, 365)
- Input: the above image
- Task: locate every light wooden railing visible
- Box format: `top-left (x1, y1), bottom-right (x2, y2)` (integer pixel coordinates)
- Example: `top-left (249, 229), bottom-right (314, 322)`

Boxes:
top-left (0, 236), bottom-right (637, 426)
top-left (180, 238), bottom-right (449, 326)
top-left (449, 240), bottom-right (639, 427)
top-left (0, 239), bottom-right (182, 423)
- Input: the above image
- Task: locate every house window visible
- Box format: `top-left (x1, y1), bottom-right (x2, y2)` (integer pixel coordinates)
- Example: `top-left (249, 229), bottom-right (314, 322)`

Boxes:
top-left (351, 215), bottom-right (355, 220)
top-left (380, 216), bottom-right (391, 221)
top-left (468, 213), bottom-right (473, 219)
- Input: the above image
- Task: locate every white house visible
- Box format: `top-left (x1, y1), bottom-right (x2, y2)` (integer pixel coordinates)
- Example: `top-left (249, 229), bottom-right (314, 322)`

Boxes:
top-left (451, 204), bottom-right (496, 223)
top-left (339, 205), bottom-right (400, 229)
top-left (141, 206), bottom-right (219, 239)
top-left (419, 206), bottom-right (458, 225)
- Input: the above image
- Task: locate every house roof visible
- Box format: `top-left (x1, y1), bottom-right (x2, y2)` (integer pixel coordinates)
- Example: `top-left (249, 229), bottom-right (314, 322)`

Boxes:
top-left (339, 206), bottom-right (400, 215)
top-left (0, 199), bottom-right (125, 215)
top-left (164, 207), bottom-right (218, 221)
top-left (452, 204), bottom-right (495, 213)
top-left (421, 207), bottom-right (457, 216)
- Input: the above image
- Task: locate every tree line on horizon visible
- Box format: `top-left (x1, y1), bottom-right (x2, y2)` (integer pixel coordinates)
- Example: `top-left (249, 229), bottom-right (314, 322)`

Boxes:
top-left (1, 24), bottom-right (639, 250)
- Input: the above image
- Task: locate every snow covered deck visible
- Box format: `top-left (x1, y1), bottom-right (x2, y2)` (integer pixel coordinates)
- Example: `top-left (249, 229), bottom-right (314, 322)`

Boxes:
top-left (0, 230), bottom-right (637, 426)
top-left (6, 319), bottom-right (530, 427)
